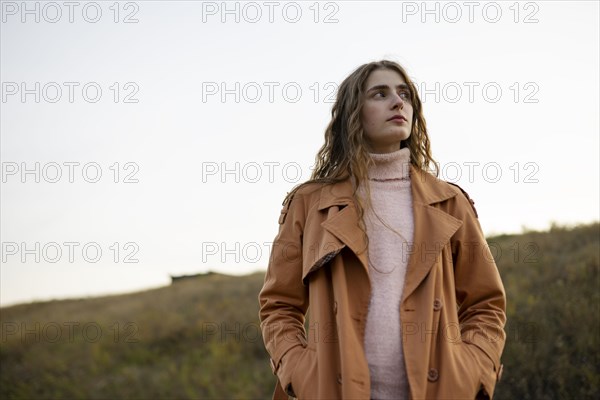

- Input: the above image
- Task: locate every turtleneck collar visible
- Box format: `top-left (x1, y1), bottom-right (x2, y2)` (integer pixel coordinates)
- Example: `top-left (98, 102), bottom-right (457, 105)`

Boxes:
top-left (367, 147), bottom-right (411, 181)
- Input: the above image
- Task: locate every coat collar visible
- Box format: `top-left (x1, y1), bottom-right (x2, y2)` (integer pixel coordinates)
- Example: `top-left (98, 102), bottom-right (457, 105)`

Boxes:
top-left (314, 164), bottom-right (463, 300)
top-left (317, 164), bottom-right (460, 210)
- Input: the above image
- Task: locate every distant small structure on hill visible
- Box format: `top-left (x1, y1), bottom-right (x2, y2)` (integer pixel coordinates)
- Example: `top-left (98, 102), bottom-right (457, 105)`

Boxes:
top-left (170, 271), bottom-right (216, 284)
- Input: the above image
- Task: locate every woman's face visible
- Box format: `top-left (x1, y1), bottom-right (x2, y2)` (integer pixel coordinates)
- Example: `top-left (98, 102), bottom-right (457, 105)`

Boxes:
top-left (360, 68), bottom-right (413, 153)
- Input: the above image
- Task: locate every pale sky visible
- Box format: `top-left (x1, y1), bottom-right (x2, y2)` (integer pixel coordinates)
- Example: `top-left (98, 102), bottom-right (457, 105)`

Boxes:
top-left (1, 0), bottom-right (599, 307)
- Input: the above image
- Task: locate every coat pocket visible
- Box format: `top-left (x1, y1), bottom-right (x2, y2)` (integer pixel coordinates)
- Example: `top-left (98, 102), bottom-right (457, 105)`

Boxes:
top-left (460, 342), bottom-right (488, 398)
top-left (462, 342), bottom-right (498, 399)
top-left (289, 344), bottom-right (317, 399)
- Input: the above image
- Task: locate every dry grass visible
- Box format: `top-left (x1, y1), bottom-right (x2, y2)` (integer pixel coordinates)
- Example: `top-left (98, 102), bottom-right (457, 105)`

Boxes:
top-left (1, 222), bottom-right (598, 399)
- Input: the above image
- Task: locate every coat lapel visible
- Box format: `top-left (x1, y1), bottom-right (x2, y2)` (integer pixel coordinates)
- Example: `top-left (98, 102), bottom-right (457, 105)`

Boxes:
top-left (304, 179), bottom-right (369, 280)
top-left (312, 165), bottom-right (463, 297)
top-left (402, 164), bottom-right (463, 300)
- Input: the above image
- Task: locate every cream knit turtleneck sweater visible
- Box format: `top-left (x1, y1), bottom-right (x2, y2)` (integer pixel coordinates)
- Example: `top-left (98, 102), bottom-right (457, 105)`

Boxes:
top-left (357, 147), bottom-right (414, 400)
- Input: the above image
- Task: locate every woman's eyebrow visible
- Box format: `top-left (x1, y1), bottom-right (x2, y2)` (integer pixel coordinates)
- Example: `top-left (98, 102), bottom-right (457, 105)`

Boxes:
top-left (366, 83), bottom-right (410, 92)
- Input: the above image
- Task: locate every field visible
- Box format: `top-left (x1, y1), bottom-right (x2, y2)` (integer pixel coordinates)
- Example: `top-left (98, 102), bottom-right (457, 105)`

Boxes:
top-left (1, 222), bottom-right (598, 399)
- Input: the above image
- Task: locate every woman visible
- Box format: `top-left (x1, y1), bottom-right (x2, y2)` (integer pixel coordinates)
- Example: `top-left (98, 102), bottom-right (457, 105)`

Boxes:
top-left (258, 60), bottom-right (506, 400)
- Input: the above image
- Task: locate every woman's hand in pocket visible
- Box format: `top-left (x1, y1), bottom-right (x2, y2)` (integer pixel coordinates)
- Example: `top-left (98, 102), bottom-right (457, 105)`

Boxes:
top-left (288, 345), bottom-right (317, 399)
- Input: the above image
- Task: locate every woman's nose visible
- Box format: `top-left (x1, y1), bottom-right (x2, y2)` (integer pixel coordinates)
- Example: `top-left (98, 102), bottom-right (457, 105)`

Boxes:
top-left (392, 94), bottom-right (404, 109)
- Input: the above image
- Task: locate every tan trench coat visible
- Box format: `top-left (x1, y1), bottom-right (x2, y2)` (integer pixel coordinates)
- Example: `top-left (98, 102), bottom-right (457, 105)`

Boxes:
top-left (258, 164), bottom-right (506, 400)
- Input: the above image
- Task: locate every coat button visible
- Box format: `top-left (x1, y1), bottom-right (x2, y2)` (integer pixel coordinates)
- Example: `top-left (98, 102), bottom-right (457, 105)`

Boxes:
top-left (333, 301), bottom-right (338, 315)
top-left (337, 373), bottom-right (342, 385)
top-left (433, 298), bottom-right (443, 311)
top-left (296, 333), bottom-right (308, 348)
top-left (269, 358), bottom-right (278, 375)
top-left (427, 368), bottom-right (439, 382)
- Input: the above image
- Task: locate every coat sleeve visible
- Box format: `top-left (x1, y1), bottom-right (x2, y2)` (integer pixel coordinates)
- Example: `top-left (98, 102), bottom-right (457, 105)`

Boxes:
top-left (450, 190), bottom-right (507, 399)
top-left (258, 191), bottom-right (309, 397)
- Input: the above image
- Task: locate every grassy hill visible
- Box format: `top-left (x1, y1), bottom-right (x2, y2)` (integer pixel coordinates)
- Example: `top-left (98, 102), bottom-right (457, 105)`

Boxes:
top-left (1, 272), bottom-right (274, 399)
top-left (489, 222), bottom-right (599, 399)
top-left (1, 222), bottom-right (598, 399)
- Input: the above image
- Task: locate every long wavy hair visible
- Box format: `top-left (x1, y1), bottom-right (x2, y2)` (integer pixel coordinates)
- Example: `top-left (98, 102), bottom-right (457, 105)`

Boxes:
top-left (283, 60), bottom-right (438, 251)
